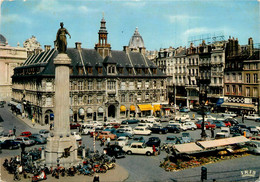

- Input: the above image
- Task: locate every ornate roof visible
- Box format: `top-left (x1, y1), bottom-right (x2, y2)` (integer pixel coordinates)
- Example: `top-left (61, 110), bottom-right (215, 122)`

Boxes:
top-left (128, 27), bottom-right (145, 49)
top-left (0, 34), bottom-right (8, 46)
top-left (23, 35), bottom-right (41, 51)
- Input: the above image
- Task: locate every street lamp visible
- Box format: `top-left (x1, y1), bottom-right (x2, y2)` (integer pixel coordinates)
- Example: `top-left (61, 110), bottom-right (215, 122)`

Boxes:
top-left (200, 89), bottom-right (207, 139)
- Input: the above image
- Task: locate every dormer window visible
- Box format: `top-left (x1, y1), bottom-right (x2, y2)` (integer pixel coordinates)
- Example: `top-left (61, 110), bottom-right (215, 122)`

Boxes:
top-left (88, 67), bottom-right (93, 74)
top-left (107, 65), bottom-right (116, 74)
top-left (128, 68), bottom-right (133, 74)
top-left (144, 68), bottom-right (148, 74)
top-left (152, 68), bottom-right (157, 74)
top-left (78, 67), bottom-right (83, 75)
top-left (98, 67), bottom-right (102, 74)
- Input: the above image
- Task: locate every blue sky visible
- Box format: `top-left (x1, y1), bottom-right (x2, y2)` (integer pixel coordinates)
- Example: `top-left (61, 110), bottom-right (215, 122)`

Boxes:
top-left (0, 0), bottom-right (259, 51)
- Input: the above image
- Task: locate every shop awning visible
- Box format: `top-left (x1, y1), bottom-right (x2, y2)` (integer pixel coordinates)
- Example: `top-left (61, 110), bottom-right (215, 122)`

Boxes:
top-left (130, 105), bottom-right (135, 111)
top-left (87, 108), bottom-right (93, 113)
top-left (79, 108), bottom-right (85, 116)
top-left (138, 104), bottom-right (153, 111)
top-left (98, 107), bottom-right (104, 113)
top-left (120, 105), bottom-right (126, 112)
top-left (221, 102), bottom-right (256, 110)
top-left (198, 136), bottom-right (249, 149)
top-left (153, 105), bottom-right (161, 112)
top-left (174, 143), bottom-right (203, 153)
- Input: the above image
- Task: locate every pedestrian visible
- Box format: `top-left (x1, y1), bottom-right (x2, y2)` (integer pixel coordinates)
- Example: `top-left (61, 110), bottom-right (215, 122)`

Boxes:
top-left (211, 128), bottom-right (214, 138)
top-left (13, 126), bottom-right (16, 136)
top-left (93, 174), bottom-right (100, 182)
top-left (107, 137), bottom-right (111, 147)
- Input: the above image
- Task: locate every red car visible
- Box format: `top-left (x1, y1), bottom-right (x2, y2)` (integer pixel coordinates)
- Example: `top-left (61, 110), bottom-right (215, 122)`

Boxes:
top-left (20, 131), bottom-right (32, 137)
top-left (222, 121), bottom-right (232, 127)
top-left (70, 123), bottom-right (81, 129)
top-left (196, 121), bottom-right (216, 129)
top-left (107, 123), bottom-right (121, 129)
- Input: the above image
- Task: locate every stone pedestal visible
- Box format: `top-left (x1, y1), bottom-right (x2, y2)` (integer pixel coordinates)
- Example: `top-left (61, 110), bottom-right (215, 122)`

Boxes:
top-left (45, 53), bottom-right (80, 167)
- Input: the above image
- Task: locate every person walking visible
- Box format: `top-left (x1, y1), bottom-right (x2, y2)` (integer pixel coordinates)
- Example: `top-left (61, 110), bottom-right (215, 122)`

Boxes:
top-left (93, 174), bottom-right (100, 182)
top-left (13, 126), bottom-right (16, 136)
top-left (211, 128), bottom-right (214, 138)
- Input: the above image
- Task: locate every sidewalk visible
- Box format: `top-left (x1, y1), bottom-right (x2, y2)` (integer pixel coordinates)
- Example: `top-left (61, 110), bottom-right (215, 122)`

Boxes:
top-left (8, 109), bottom-right (49, 130)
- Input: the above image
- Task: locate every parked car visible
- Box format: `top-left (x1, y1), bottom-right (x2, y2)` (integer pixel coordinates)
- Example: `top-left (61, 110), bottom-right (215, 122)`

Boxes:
top-left (103, 144), bottom-right (126, 158)
top-left (71, 131), bottom-right (82, 141)
top-left (0, 133), bottom-right (15, 142)
top-left (138, 122), bottom-right (153, 129)
top-left (175, 113), bottom-right (190, 122)
top-left (215, 133), bottom-right (227, 139)
top-left (145, 137), bottom-right (161, 147)
top-left (20, 131), bottom-right (32, 137)
top-left (196, 115), bottom-right (216, 121)
top-left (70, 123), bottom-right (81, 129)
top-left (98, 131), bottom-right (117, 140)
top-left (122, 142), bottom-right (154, 156)
top-left (15, 137), bottom-right (35, 146)
top-left (216, 127), bottom-right (230, 138)
top-left (150, 125), bottom-right (168, 134)
top-left (182, 121), bottom-right (197, 130)
top-left (255, 118), bottom-right (260, 122)
top-left (165, 124), bottom-right (181, 133)
top-left (39, 129), bottom-right (50, 138)
top-left (246, 141), bottom-right (260, 154)
top-left (133, 126), bottom-right (151, 135)
top-left (230, 126), bottom-right (241, 134)
top-left (81, 125), bottom-right (94, 135)
top-left (114, 129), bottom-right (133, 139)
top-left (145, 116), bottom-right (158, 122)
top-left (247, 126), bottom-right (259, 136)
top-left (221, 112), bottom-right (237, 118)
top-left (158, 116), bottom-right (170, 122)
top-left (181, 132), bottom-right (192, 143)
top-left (163, 136), bottom-right (183, 146)
top-left (132, 136), bottom-right (145, 143)
top-left (245, 114), bottom-right (260, 120)
top-left (179, 107), bottom-right (190, 113)
top-left (195, 120), bottom-right (216, 129)
top-left (212, 120), bottom-right (226, 128)
top-left (0, 139), bottom-right (20, 149)
top-left (121, 119), bottom-right (140, 124)
top-left (116, 136), bottom-right (129, 147)
top-left (29, 134), bottom-right (47, 144)
top-left (223, 117), bottom-right (239, 126)
top-left (119, 127), bottom-right (134, 135)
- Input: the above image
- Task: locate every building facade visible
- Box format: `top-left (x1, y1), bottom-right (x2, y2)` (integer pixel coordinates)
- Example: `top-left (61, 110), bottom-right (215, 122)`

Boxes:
top-left (0, 34), bottom-right (27, 101)
top-left (11, 18), bottom-right (167, 125)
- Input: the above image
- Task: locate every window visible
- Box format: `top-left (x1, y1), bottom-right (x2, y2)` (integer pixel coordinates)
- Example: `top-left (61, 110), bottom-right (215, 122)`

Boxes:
top-left (152, 68), bottom-right (157, 74)
top-left (137, 68), bottom-right (141, 74)
top-left (244, 64), bottom-right (249, 70)
top-left (88, 67), bottom-right (93, 74)
top-left (246, 74), bottom-right (250, 83)
top-left (238, 85), bottom-right (242, 94)
top-left (219, 78), bottom-right (222, 84)
top-left (88, 81), bottom-right (93, 90)
top-left (97, 81), bottom-right (102, 90)
top-left (97, 96), bottom-right (102, 103)
top-left (145, 93), bottom-right (149, 100)
top-left (160, 93), bottom-right (164, 101)
top-left (108, 81), bottom-right (116, 90)
top-left (118, 68), bottom-right (123, 74)
top-left (78, 96), bottom-right (83, 105)
top-left (232, 73), bottom-right (236, 82)
top-left (46, 81), bottom-right (52, 91)
top-left (128, 68), bottom-right (133, 74)
top-left (161, 81), bottom-right (164, 87)
top-left (137, 81), bottom-right (142, 89)
top-left (129, 94), bottom-right (134, 102)
top-left (145, 81), bottom-right (149, 89)
top-left (46, 97), bottom-right (52, 106)
top-left (129, 82), bottom-right (135, 90)
top-left (238, 73), bottom-right (242, 81)
top-left (214, 78), bottom-right (217, 84)
top-left (78, 67), bottom-right (83, 75)
top-left (137, 94), bottom-right (142, 101)
top-left (226, 73), bottom-right (230, 80)
top-left (98, 67), bottom-right (102, 74)
top-left (121, 95), bottom-right (126, 102)
top-left (87, 95), bottom-right (92, 104)
top-left (153, 81), bottom-right (157, 89)
top-left (246, 87), bottom-right (250, 97)
top-left (253, 87), bottom-right (258, 97)
top-left (232, 85), bottom-right (236, 94)
top-left (144, 68), bottom-right (148, 74)
top-left (253, 74), bottom-right (258, 83)
top-left (78, 81), bottom-right (83, 90)
top-left (226, 85), bottom-right (230, 93)
top-left (121, 82), bottom-right (126, 90)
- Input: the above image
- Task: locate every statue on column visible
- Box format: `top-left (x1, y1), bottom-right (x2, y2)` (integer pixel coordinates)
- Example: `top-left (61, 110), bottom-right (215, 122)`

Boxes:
top-left (56, 22), bottom-right (71, 53)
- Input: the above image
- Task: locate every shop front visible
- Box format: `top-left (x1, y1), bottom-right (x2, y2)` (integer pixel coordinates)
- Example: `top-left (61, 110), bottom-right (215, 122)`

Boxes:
top-left (153, 105), bottom-right (161, 117)
top-left (97, 107), bottom-right (104, 120)
top-left (86, 107), bottom-right (93, 120)
top-left (138, 104), bottom-right (153, 117)
top-left (130, 105), bottom-right (136, 118)
top-left (120, 105), bottom-right (126, 117)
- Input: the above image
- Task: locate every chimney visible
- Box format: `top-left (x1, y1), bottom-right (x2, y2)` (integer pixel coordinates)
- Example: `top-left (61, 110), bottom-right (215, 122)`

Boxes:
top-left (248, 37), bottom-right (254, 57)
top-left (123, 46), bottom-right (130, 54)
top-left (75, 42), bottom-right (82, 50)
top-left (44, 45), bottom-right (51, 51)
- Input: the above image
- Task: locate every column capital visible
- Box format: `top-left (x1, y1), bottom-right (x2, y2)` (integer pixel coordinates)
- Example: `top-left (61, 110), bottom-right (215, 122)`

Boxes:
top-left (54, 53), bottom-right (71, 65)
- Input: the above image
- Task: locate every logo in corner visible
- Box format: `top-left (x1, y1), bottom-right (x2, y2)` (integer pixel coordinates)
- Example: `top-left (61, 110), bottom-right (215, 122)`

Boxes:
top-left (241, 170), bottom-right (256, 178)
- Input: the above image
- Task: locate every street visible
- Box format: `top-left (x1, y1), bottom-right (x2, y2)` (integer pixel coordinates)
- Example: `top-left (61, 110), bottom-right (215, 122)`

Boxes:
top-left (0, 104), bottom-right (259, 181)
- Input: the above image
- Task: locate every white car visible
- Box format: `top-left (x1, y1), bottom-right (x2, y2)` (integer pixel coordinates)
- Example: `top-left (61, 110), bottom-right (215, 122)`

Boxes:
top-left (244, 114), bottom-right (260, 120)
top-left (0, 133), bottom-right (15, 142)
top-left (182, 122), bottom-right (197, 130)
top-left (138, 122), bottom-right (153, 128)
top-left (82, 121), bottom-right (103, 129)
top-left (82, 125), bottom-right (94, 135)
top-left (221, 112), bottom-right (237, 118)
top-left (116, 136), bottom-right (128, 147)
top-left (196, 115), bottom-right (215, 121)
top-left (71, 131), bottom-right (82, 141)
top-left (216, 127), bottom-right (230, 138)
top-left (170, 123), bottom-right (187, 131)
top-left (122, 142), bottom-right (154, 156)
top-left (15, 137), bottom-right (35, 146)
top-left (133, 126), bottom-right (151, 135)
top-left (175, 114), bottom-right (190, 122)
top-left (39, 129), bottom-right (50, 138)
top-left (120, 127), bottom-right (134, 135)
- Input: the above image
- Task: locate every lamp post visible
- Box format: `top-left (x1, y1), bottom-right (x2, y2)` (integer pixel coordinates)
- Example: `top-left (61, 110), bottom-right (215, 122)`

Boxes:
top-left (200, 89), bottom-right (207, 139)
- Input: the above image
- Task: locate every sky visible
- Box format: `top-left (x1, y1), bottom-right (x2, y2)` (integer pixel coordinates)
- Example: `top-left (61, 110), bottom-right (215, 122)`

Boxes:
top-left (0, 0), bottom-right (259, 51)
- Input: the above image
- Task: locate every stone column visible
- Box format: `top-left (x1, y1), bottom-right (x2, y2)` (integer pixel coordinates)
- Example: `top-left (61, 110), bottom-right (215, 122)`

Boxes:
top-left (45, 53), bottom-right (80, 167)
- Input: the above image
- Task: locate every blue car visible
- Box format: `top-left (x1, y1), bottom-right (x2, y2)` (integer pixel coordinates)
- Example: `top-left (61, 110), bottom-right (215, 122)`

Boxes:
top-left (121, 119), bottom-right (140, 124)
top-left (179, 107), bottom-right (190, 113)
top-left (115, 129), bottom-right (133, 139)
top-left (212, 120), bottom-right (226, 128)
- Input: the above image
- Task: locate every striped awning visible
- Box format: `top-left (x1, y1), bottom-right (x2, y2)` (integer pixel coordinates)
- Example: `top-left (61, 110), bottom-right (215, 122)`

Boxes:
top-left (221, 102), bottom-right (256, 110)
top-left (120, 105), bottom-right (126, 112)
top-left (130, 105), bottom-right (135, 111)
top-left (138, 104), bottom-right (153, 111)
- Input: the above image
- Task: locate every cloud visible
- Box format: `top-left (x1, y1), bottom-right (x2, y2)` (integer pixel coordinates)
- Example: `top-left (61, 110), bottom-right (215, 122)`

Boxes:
top-left (2, 13), bottom-right (32, 24)
top-left (168, 15), bottom-right (200, 23)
